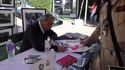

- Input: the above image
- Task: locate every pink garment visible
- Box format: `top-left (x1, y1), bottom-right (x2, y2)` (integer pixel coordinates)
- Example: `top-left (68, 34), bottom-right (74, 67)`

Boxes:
top-left (90, 3), bottom-right (97, 13)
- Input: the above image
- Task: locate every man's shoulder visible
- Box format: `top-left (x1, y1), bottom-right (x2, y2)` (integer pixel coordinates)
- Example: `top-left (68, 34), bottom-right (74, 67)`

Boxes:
top-left (48, 29), bottom-right (55, 32)
top-left (27, 22), bottom-right (39, 29)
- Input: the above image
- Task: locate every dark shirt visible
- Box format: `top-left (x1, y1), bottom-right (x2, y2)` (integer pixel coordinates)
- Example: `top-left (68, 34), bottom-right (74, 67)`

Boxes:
top-left (20, 22), bottom-right (58, 52)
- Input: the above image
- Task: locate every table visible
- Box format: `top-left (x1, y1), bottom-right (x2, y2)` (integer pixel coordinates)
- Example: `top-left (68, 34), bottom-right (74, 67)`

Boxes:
top-left (0, 48), bottom-right (81, 70)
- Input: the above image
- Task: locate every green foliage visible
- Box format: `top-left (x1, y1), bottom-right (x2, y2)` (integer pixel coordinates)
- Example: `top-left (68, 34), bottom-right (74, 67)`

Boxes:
top-left (28, 0), bottom-right (52, 13)
top-left (0, 46), bottom-right (7, 61)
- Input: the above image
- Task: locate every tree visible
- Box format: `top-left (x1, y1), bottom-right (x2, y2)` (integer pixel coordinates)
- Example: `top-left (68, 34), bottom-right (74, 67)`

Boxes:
top-left (28, 0), bottom-right (52, 13)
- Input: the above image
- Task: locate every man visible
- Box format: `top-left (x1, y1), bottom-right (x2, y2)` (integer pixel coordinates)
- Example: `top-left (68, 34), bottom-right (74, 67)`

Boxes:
top-left (82, 0), bottom-right (125, 70)
top-left (20, 14), bottom-right (66, 52)
top-left (89, 1), bottom-right (97, 24)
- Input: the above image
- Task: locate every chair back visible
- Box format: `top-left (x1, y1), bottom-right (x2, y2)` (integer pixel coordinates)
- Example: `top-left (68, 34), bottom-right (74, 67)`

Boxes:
top-left (8, 32), bottom-right (24, 54)
top-left (8, 32), bottom-right (24, 43)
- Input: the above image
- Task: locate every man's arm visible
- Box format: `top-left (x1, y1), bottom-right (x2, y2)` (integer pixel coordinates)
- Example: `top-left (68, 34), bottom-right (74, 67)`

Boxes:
top-left (81, 25), bottom-right (100, 46)
top-left (26, 25), bottom-right (45, 51)
top-left (47, 29), bottom-right (58, 40)
top-left (89, 25), bottom-right (100, 40)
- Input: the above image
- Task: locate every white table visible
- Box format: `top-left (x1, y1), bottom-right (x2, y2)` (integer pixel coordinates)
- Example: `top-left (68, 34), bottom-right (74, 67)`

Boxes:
top-left (0, 48), bottom-right (81, 70)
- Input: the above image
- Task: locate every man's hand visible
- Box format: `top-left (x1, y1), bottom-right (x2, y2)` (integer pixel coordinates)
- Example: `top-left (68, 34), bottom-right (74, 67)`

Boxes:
top-left (49, 40), bottom-right (56, 45)
top-left (58, 46), bottom-right (67, 52)
top-left (80, 38), bottom-right (90, 46)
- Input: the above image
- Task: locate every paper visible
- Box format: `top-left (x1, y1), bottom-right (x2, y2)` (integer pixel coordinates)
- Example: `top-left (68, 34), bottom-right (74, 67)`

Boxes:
top-left (55, 40), bottom-right (90, 52)
top-left (68, 46), bottom-right (90, 52)
top-left (30, 58), bottom-right (54, 70)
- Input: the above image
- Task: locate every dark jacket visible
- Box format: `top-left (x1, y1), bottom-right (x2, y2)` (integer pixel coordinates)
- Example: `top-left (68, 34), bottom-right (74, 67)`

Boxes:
top-left (20, 22), bottom-right (58, 52)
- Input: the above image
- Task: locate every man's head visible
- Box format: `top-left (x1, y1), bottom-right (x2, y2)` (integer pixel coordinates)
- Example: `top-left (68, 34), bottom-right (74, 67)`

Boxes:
top-left (40, 14), bottom-right (55, 32)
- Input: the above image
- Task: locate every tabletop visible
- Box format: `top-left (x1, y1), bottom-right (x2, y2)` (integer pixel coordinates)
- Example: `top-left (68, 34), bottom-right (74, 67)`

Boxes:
top-left (0, 48), bottom-right (81, 70)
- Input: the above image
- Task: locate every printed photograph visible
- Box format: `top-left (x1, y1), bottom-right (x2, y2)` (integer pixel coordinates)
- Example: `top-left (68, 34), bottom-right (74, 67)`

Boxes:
top-left (0, 28), bottom-right (12, 46)
top-left (0, 13), bottom-right (11, 24)
top-left (25, 13), bottom-right (43, 26)
top-left (0, 9), bottom-right (14, 27)
top-left (22, 8), bottom-right (46, 31)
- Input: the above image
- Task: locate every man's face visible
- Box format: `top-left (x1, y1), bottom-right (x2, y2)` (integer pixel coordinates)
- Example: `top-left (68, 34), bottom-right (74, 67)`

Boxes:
top-left (42, 18), bottom-right (54, 31)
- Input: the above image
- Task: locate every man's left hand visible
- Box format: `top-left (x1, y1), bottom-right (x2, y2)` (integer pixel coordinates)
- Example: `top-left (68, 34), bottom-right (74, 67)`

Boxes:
top-left (58, 46), bottom-right (67, 52)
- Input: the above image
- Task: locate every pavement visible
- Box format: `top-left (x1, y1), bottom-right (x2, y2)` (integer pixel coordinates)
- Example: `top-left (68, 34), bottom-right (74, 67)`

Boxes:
top-left (52, 19), bottom-right (96, 37)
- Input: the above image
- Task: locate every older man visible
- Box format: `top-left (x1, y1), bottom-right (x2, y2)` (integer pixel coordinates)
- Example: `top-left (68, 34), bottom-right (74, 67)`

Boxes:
top-left (20, 14), bottom-right (66, 52)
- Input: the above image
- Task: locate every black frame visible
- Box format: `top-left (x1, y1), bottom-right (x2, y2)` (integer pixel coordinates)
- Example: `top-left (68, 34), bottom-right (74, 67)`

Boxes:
top-left (0, 28), bottom-right (12, 46)
top-left (0, 9), bottom-right (15, 27)
top-left (0, 0), bottom-right (15, 7)
top-left (21, 8), bottom-right (46, 31)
